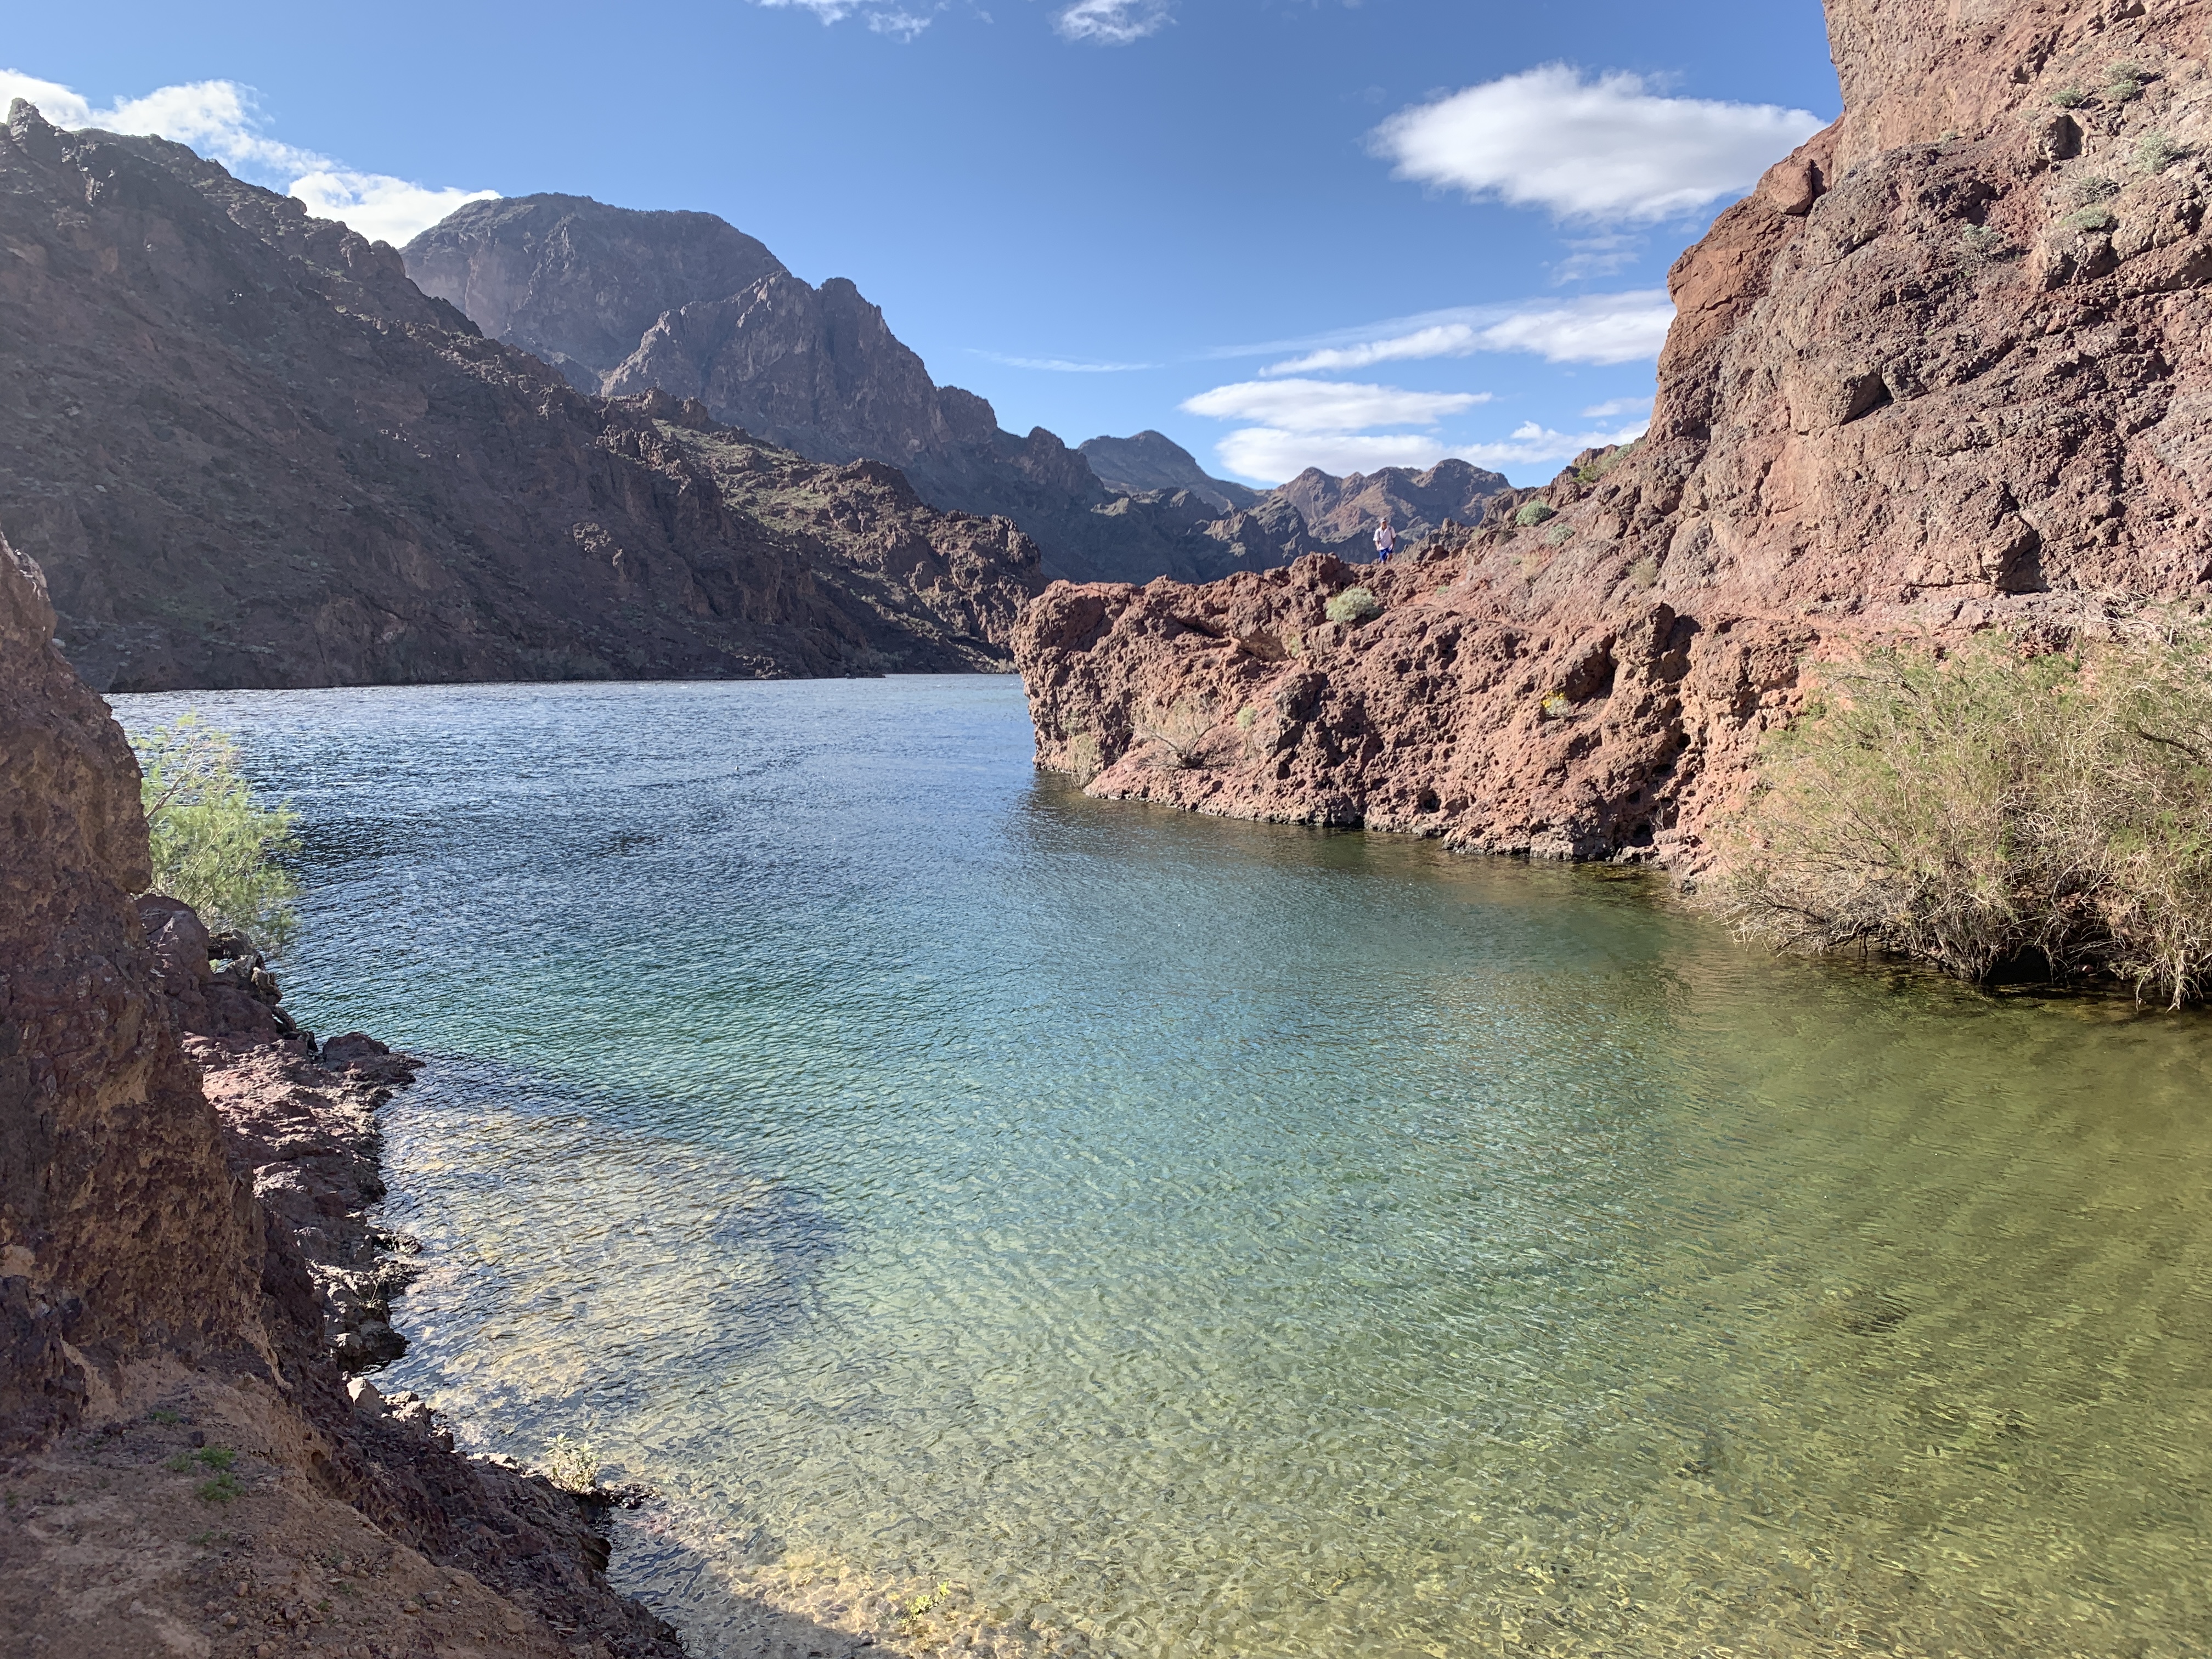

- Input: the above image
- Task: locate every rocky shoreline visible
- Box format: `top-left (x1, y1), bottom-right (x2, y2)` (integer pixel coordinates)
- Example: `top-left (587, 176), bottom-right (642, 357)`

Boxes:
top-left (0, 524), bottom-right (691, 1658)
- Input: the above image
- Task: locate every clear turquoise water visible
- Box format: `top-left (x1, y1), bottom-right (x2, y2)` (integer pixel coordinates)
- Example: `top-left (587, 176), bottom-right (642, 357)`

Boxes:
top-left (115, 677), bottom-right (2212, 1658)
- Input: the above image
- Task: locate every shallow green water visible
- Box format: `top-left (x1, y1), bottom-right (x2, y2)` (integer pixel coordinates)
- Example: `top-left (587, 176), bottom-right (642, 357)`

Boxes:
top-left (117, 676), bottom-right (2212, 1658)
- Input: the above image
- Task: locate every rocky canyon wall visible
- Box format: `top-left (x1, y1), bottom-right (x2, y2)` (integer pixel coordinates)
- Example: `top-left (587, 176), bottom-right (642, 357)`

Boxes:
top-left (0, 103), bottom-right (1041, 692)
top-left (1015, 0), bottom-right (2212, 861)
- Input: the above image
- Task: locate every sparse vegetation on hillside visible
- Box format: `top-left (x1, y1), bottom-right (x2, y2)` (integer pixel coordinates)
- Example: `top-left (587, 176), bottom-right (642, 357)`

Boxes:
top-left (133, 716), bottom-right (302, 952)
top-left (1712, 634), bottom-right (2212, 1008)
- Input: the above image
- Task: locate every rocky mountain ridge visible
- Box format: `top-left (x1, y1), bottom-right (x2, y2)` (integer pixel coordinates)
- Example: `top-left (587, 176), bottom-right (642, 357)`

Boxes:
top-left (404, 196), bottom-right (1509, 585)
top-left (1075, 430), bottom-right (1260, 514)
top-left (1015, 0), bottom-right (2212, 862)
top-left (0, 102), bottom-right (1040, 693)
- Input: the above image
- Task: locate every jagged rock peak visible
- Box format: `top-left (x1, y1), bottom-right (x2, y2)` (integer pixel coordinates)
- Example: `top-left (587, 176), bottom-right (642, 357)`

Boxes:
top-left (403, 193), bottom-right (789, 387)
top-left (1079, 431), bottom-right (1259, 514)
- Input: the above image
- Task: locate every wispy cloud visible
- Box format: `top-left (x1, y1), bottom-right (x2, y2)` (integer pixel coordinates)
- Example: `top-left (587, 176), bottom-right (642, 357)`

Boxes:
top-left (1182, 379), bottom-right (1487, 433)
top-left (1372, 64), bottom-right (1824, 223)
top-left (747, 0), bottom-right (939, 35)
top-left (1254, 292), bottom-right (1674, 375)
top-left (1056, 0), bottom-right (1171, 43)
top-left (978, 352), bottom-right (1159, 373)
top-left (1580, 396), bottom-right (1651, 420)
top-left (1457, 419), bottom-right (1649, 470)
top-left (0, 69), bottom-right (494, 245)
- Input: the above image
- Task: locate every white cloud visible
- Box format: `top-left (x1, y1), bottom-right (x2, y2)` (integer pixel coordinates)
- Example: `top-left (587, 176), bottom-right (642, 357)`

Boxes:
top-left (1372, 63), bottom-right (1824, 223)
top-left (1181, 378), bottom-right (1486, 433)
top-left (867, 8), bottom-right (936, 34)
top-left (1057, 0), bottom-right (1171, 44)
top-left (1215, 430), bottom-right (1465, 480)
top-left (1580, 396), bottom-right (1651, 420)
top-left (1469, 292), bottom-right (1674, 365)
top-left (1258, 291), bottom-right (1674, 375)
top-left (290, 172), bottom-right (500, 248)
top-left (0, 68), bottom-right (494, 245)
top-left (1456, 419), bottom-right (1650, 470)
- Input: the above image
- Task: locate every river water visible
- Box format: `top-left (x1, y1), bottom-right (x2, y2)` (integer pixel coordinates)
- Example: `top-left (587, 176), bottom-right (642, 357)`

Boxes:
top-left (115, 676), bottom-right (2212, 1659)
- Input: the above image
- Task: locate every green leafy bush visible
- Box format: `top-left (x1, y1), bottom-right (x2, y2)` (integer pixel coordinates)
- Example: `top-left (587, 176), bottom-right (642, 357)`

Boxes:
top-left (133, 717), bottom-right (301, 952)
top-left (1325, 586), bottom-right (1382, 625)
top-left (1514, 501), bottom-right (1556, 528)
top-left (2051, 86), bottom-right (2087, 109)
top-left (2062, 204), bottom-right (2118, 234)
top-left (1711, 635), bottom-right (2212, 1007)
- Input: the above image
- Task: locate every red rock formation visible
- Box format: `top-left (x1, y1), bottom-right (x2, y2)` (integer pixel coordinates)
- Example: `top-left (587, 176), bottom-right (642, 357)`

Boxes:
top-left (0, 528), bottom-right (263, 1447)
top-left (0, 524), bottom-right (687, 1654)
top-left (1016, 0), bottom-right (2212, 861)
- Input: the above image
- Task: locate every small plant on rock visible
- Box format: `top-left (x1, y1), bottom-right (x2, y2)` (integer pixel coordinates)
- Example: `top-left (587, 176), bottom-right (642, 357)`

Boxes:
top-left (1626, 556), bottom-right (1660, 591)
top-left (1325, 586), bottom-right (1383, 625)
top-left (2137, 131), bottom-right (2185, 174)
top-left (1542, 521), bottom-right (1576, 548)
top-left (2107, 64), bottom-right (2146, 104)
top-left (1958, 223), bottom-right (2011, 267)
top-left (2062, 204), bottom-right (2118, 234)
top-left (1538, 691), bottom-right (1573, 721)
top-left (2051, 86), bottom-right (2087, 109)
top-left (1514, 501), bottom-right (1557, 528)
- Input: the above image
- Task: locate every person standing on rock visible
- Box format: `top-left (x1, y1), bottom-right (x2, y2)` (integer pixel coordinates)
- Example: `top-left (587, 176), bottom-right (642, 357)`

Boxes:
top-left (1373, 518), bottom-right (1397, 564)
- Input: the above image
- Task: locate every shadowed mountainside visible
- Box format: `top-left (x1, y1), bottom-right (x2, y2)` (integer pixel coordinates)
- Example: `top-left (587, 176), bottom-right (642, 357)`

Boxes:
top-left (405, 196), bottom-right (1506, 585)
top-left (1015, 0), bottom-right (2212, 862)
top-left (0, 103), bottom-right (1040, 692)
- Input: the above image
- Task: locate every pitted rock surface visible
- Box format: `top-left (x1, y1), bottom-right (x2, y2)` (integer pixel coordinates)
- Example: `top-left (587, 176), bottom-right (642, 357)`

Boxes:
top-left (1016, 0), bottom-right (2212, 863)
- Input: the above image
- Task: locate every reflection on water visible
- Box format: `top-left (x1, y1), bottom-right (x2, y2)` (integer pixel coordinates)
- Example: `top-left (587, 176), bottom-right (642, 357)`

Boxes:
top-left (115, 676), bottom-right (2212, 1658)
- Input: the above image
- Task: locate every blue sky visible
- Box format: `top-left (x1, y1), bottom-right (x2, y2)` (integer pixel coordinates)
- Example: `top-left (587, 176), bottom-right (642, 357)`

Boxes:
top-left (5, 1), bottom-right (1839, 485)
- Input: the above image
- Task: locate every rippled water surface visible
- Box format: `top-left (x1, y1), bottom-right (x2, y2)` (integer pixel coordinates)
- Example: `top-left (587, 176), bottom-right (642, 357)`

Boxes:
top-left (117, 677), bottom-right (2212, 1658)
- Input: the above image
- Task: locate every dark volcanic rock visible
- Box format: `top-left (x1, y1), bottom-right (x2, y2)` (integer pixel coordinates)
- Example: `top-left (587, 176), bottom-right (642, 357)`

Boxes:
top-left (0, 104), bottom-right (1040, 691)
top-left (1015, 0), bottom-right (2212, 864)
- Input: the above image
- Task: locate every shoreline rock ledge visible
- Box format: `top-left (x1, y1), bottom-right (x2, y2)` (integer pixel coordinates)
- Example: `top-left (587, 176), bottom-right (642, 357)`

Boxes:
top-left (1014, 0), bottom-right (2212, 863)
top-left (0, 521), bottom-right (688, 1657)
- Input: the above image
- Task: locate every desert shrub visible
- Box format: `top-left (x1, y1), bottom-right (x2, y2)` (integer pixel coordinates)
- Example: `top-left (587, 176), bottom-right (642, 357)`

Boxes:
top-left (2108, 64), bottom-right (2145, 103)
top-left (544, 1434), bottom-right (600, 1495)
top-left (1325, 586), bottom-right (1383, 625)
top-left (1710, 635), bottom-right (2212, 1007)
top-left (1958, 223), bottom-right (2011, 267)
top-left (1538, 691), bottom-right (1573, 721)
top-left (2051, 86), bottom-right (2088, 109)
top-left (133, 716), bottom-right (301, 952)
top-left (2062, 204), bottom-right (2118, 234)
top-left (1542, 521), bottom-right (1576, 548)
top-left (1626, 556), bottom-right (1660, 591)
top-left (2137, 131), bottom-right (2185, 174)
top-left (1514, 501), bottom-right (1556, 528)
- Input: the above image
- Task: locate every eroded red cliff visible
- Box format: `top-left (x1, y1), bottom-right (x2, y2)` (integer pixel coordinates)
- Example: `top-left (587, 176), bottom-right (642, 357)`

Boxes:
top-left (1015, 0), bottom-right (2212, 859)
